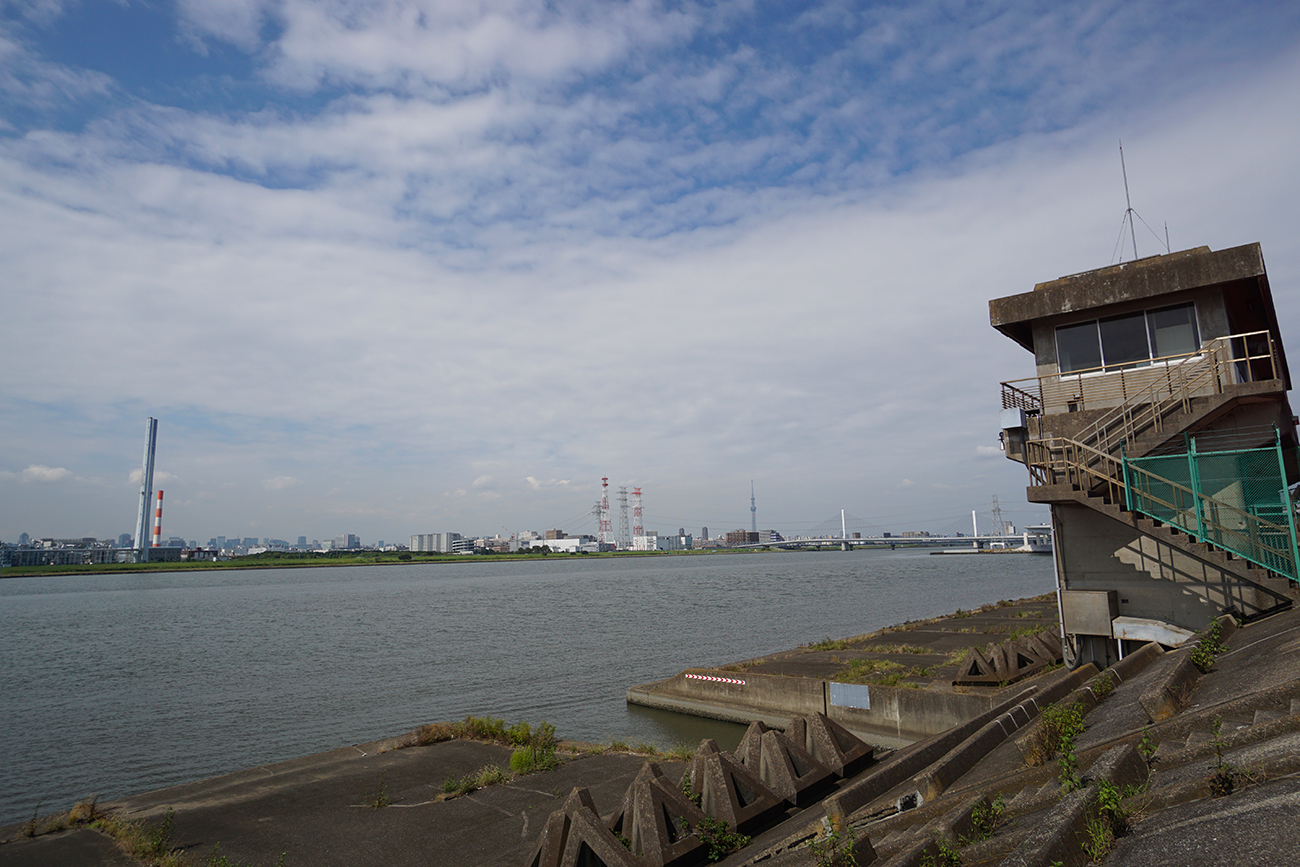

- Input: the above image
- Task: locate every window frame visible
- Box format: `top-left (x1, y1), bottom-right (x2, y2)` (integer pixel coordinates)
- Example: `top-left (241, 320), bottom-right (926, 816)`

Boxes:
top-left (1055, 302), bottom-right (1201, 376)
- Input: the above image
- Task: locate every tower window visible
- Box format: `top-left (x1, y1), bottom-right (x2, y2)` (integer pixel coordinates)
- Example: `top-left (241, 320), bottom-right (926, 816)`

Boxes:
top-left (1056, 303), bottom-right (1200, 374)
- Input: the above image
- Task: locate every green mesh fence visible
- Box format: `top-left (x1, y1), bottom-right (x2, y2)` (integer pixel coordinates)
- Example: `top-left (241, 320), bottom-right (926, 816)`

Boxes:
top-left (1124, 439), bottom-right (1299, 582)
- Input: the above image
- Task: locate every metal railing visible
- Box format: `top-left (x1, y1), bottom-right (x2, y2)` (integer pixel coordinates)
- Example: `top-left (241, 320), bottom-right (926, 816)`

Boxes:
top-left (1123, 454), bottom-right (1298, 582)
top-left (1025, 434), bottom-right (1299, 583)
top-left (1001, 331), bottom-right (1280, 457)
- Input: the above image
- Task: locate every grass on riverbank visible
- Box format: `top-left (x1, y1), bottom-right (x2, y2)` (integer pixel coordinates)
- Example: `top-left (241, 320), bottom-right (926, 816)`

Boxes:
top-left (12, 799), bottom-right (282, 867)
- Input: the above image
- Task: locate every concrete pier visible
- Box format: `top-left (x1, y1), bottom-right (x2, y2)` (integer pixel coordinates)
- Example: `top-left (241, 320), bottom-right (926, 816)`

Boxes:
top-left (628, 594), bottom-right (1060, 747)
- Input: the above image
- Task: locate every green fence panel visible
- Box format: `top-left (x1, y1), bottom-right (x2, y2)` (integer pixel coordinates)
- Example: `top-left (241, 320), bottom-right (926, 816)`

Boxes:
top-left (1127, 440), bottom-right (1297, 582)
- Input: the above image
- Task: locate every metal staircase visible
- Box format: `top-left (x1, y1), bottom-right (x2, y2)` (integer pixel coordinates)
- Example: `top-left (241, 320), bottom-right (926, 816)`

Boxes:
top-left (1003, 330), bottom-right (1299, 591)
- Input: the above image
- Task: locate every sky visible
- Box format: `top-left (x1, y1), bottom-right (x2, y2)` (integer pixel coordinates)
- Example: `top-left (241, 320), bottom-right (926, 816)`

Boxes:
top-left (3, 0), bottom-right (1300, 545)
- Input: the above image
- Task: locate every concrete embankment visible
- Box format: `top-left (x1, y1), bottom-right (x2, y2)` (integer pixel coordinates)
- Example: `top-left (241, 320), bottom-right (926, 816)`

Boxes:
top-left (627, 594), bottom-right (1060, 747)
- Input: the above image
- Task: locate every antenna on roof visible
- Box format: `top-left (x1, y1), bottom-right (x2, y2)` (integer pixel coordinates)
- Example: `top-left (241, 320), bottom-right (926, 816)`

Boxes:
top-left (1120, 141), bottom-right (1138, 260)
top-left (1111, 141), bottom-right (1170, 264)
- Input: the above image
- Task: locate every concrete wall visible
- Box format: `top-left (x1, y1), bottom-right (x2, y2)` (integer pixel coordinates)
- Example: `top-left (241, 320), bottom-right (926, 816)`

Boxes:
top-left (627, 669), bottom-right (1000, 749)
top-left (1054, 503), bottom-right (1280, 632)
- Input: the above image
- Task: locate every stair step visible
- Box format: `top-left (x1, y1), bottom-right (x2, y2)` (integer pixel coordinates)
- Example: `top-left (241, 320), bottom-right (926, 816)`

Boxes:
top-left (1254, 709), bottom-right (1287, 726)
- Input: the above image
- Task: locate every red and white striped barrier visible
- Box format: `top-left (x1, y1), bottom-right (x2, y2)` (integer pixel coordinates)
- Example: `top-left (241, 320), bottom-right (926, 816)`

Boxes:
top-left (685, 673), bottom-right (745, 685)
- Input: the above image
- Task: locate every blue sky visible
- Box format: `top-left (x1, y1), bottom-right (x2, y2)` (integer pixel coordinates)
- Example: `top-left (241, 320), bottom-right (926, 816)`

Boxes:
top-left (3, 0), bottom-right (1300, 544)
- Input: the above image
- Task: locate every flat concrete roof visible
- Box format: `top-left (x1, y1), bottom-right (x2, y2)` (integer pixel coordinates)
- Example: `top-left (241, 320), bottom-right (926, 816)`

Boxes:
top-left (989, 243), bottom-right (1269, 351)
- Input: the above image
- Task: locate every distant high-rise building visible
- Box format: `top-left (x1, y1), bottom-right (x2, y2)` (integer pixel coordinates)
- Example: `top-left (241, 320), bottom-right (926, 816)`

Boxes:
top-left (297, 536), bottom-right (307, 547)
top-left (410, 533), bottom-right (462, 553)
top-left (701, 526), bottom-right (709, 540)
top-left (117, 533), bottom-right (131, 547)
top-left (19, 532), bottom-right (31, 545)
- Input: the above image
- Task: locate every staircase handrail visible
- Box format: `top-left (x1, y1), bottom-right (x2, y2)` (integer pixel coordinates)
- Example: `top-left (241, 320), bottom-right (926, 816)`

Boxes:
top-left (1026, 434), bottom-right (1297, 582)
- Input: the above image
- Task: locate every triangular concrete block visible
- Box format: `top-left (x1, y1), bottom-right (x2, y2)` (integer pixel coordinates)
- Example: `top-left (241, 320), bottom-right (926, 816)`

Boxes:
top-left (607, 762), bottom-right (707, 867)
top-left (756, 729), bottom-right (835, 806)
top-left (803, 712), bottom-right (874, 778)
top-left (684, 739), bottom-right (784, 834)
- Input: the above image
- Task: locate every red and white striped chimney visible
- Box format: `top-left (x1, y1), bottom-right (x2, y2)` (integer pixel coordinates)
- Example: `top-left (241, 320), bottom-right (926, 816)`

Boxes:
top-left (151, 490), bottom-right (164, 548)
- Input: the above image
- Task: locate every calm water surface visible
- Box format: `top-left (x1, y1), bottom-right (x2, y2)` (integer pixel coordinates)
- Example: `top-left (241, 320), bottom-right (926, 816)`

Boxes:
top-left (0, 550), bottom-right (1054, 823)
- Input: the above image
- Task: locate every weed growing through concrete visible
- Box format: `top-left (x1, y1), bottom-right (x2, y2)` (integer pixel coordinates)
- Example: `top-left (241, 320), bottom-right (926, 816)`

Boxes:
top-left (441, 763), bottom-right (512, 797)
top-left (861, 643), bottom-right (929, 654)
top-left (205, 843), bottom-right (288, 867)
top-left (965, 794), bottom-right (1006, 842)
top-left (1057, 733), bottom-right (1083, 793)
top-left (1082, 779), bottom-right (1129, 861)
top-left (807, 817), bottom-right (857, 867)
top-left (920, 832), bottom-right (961, 867)
top-left (991, 623), bottom-right (1049, 640)
top-left (1208, 717), bottom-right (1238, 796)
top-left (1091, 672), bottom-right (1115, 701)
top-left (1137, 727), bottom-right (1159, 766)
top-left (1025, 700), bottom-right (1086, 766)
top-left (1190, 619), bottom-right (1229, 673)
top-left (681, 773), bottom-right (702, 808)
top-left (369, 771), bottom-right (390, 808)
top-left (807, 637), bottom-right (859, 652)
top-left (88, 806), bottom-right (186, 867)
top-left (694, 817), bottom-right (750, 861)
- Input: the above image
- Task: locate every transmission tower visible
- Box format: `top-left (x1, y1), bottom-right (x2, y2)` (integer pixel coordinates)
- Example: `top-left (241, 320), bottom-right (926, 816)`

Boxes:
top-left (618, 486), bottom-right (630, 550)
top-left (599, 477), bottom-right (612, 547)
top-left (632, 488), bottom-right (644, 541)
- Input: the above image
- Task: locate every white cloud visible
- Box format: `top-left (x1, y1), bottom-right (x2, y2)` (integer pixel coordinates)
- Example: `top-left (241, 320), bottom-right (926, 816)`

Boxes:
top-left (23, 465), bottom-right (71, 483)
top-left (127, 470), bottom-right (180, 486)
top-left (2, 2), bottom-right (1299, 541)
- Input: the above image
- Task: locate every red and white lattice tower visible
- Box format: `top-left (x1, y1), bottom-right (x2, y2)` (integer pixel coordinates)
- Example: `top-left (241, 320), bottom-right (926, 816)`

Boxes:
top-left (632, 488), bottom-right (644, 540)
top-left (151, 490), bottom-right (164, 548)
top-left (598, 477), bottom-right (613, 546)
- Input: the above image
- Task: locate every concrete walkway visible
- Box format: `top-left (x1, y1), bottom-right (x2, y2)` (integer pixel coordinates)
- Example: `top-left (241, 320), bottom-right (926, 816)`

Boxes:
top-left (0, 737), bottom-right (684, 867)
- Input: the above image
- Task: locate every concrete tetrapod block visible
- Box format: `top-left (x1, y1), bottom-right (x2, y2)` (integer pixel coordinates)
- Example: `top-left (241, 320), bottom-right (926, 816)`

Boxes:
top-left (682, 739), bottom-right (786, 835)
top-left (606, 761), bottom-right (709, 867)
top-left (753, 728), bottom-right (836, 807)
top-left (954, 630), bottom-right (1063, 686)
top-left (734, 720), bottom-right (771, 769)
top-left (789, 712), bottom-right (875, 778)
top-left (526, 787), bottom-right (639, 867)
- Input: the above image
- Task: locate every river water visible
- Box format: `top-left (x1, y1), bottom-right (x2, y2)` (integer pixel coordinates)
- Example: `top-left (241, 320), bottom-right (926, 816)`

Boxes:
top-left (0, 549), bottom-right (1054, 824)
